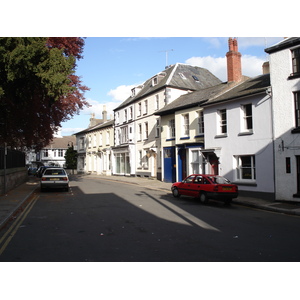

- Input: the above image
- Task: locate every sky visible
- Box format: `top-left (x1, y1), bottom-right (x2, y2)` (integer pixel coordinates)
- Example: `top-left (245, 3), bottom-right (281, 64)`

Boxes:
top-left (59, 37), bottom-right (283, 136)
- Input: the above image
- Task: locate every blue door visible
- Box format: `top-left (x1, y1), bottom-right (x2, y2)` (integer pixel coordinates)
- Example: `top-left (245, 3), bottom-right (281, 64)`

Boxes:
top-left (163, 147), bottom-right (176, 183)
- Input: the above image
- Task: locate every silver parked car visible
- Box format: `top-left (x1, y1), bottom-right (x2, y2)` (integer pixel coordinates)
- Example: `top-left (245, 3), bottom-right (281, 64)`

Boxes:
top-left (40, 168), bottom-right (69, 192)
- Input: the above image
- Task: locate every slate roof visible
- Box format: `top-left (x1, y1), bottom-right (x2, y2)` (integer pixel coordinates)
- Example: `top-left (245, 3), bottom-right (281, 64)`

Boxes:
top-left (114, 63), bottom-right (222, 110)
top-left (155, 83), bottom-right (227, 116)
top-left (203, 74), bottom-right (270, 106)
top-left (44, 135), bottom-right (76, 149)
top-left (155, 74), bottom-right (270, 115)
top-left (265, 37), bottom-right (300, 54)
top-left (74, 119), bottom-right (114, 135)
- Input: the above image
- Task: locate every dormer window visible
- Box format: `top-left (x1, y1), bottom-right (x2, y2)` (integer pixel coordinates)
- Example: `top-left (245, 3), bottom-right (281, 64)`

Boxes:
top-left (131, 85), bottom-right (143, 97)
top-left (192, 75), bottom-right (199, 82)
top-left (152, 77), bottom-right (158, 86)
top-left (131, 88), bottom-right (136, 97)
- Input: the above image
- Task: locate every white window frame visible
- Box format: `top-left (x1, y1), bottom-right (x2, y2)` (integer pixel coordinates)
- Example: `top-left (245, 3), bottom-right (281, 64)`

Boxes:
top-left (93, 134), bottom-right (97, 148)
top-left (144, 100), bottom-right (148, 115)
top-left (218, 109), bottom-right (227, 135)
top-left (190, 149), bottom-right (202, 174)
top-left (197, 110), bottom-right (204, 134)
top-left (235, 155), bottom-right (256, 181)
top-left (138, 150), bottom-right (142, 168)
top-left (144, 122), bottom-right (148, 140)
top-left (182, 114), bottom-right (189, 136)
top-left (152, 77), bottom-right (158, 86)
top-left (121, 126), bottom-right (128, 144)
top-left (116, 112), bottom-right (120, 124)
top-left (155, 94), bottom-right (159, 110)
top-left (88, 135), bottom-right (92, 148)
top-left (138, 123), bottom-right (142, 141)
top-left (169, 119), bottom-right (175, 139)
top-left (241, 104), bottom-right (253, 132)
top-left (155, 119), bottom-right (160, 138)
top-left (106, 131), bottom-right (110, 145)
top-left (143, 150), bottom-right (149, 168)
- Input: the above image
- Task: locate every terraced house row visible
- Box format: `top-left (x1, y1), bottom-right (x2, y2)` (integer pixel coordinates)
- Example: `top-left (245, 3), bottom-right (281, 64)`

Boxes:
top-left (75, 37), bottom-right (300, 202)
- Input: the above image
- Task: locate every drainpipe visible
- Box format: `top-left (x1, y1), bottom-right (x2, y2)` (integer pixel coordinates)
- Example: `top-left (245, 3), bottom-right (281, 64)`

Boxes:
top-left (268, 86), bottom-right (276, 201)
top-left (3, 142), bottom-right (7, 194)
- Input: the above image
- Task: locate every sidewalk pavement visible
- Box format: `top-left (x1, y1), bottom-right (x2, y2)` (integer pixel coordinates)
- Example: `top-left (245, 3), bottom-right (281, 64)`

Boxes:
top-left (1, 174), bottom-right (300, 230)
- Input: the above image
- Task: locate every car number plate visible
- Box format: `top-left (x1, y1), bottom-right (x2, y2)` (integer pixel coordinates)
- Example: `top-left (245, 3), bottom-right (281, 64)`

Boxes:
top-left (50, 178), bottom-right (59, 181)
top-left (223, 187), bottom-right (232, 191)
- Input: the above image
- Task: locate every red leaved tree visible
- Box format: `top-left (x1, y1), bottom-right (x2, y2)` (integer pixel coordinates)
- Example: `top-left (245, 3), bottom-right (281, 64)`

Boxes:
top-left (0, 37), bottom-right (90, 150)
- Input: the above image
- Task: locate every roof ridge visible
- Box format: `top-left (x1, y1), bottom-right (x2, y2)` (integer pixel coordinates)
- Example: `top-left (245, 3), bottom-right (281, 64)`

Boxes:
top-left (165, 63), bottom-right (179, 85)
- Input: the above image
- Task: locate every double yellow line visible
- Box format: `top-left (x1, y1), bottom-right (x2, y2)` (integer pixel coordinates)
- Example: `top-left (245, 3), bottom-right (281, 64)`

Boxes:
top-left (0, 194), bottom-right (39, 256)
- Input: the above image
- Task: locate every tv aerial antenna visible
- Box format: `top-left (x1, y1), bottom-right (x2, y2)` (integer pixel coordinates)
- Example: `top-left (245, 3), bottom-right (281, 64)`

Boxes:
top-left (159, 49), bottom-right (174, 68)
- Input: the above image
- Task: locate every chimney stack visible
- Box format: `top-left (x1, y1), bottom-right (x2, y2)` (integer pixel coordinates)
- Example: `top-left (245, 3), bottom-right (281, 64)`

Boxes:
top-left (102, 105), bottom-right (107, 122)
top-left (226, 37), bottom-right (242, 83)
top-left (262, 61), bottom-right (270, 74)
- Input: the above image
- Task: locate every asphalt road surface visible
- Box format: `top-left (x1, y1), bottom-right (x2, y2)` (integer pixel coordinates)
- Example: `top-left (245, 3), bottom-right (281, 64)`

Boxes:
top-left (1, 175), bottom-right (300, 262)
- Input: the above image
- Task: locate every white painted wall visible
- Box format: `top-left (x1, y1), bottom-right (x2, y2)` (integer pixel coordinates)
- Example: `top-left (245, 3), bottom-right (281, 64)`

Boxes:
top-left (204, 93), bottom-right (274, 195)
top-left (269, 47), bottom-right (300, 200)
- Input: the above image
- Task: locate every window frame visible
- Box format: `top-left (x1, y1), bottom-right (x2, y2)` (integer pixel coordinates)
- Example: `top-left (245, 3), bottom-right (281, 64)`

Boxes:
top-left (197, 110), bottom-right (204, 135)
top-left (168, 119), bottom-right (175, 139)
top-left (182, 114), bottom-right (189, 137)
top-left (144, 122), bottom-right (149, 140)
top-left (294, 91), bottom-right (300, 128)
top-left (155, 119), bottom-right (160, 138)
top-left (236, 155), bottom-right (256, 181)
top-left (240, 104), bottom-right (253, 134)
top-left (292, 47), bottom-right (300, 76)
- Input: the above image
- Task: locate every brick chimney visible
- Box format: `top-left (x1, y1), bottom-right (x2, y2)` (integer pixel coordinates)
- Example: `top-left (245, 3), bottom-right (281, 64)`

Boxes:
top-left (226, 37), bottom-right (242, 83)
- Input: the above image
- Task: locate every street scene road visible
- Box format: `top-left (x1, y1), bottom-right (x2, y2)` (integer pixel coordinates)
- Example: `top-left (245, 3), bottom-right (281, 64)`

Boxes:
top-left (1, 175), bottom-right (300, 262)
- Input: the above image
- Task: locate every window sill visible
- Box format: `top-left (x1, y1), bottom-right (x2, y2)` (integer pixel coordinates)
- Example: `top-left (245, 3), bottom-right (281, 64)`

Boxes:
top-left (166, 138), bottom-right (175, 141)
top-left (215, 134), bottom-right (228, 139)
top-left (238, 130), bottom-right (253, 136)
top-left (233, 180), bottom-right (257, 187)
top-left (194, 134), bottom-right (204, 138)
top-left (180, 136), bottom-right (190, 140)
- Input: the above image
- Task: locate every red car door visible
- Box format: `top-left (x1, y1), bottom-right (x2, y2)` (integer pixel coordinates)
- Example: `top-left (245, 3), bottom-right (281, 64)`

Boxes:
top-left (179, 175), bottom-right (196, 196)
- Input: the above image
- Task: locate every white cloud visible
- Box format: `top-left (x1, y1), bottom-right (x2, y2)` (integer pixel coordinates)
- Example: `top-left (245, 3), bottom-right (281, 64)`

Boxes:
top-left (185, 55), bottom-right (265, 82)
top-left (107, 84), bottom-right (136, 101)
top-left (61, 127), bottom-right (85, 136)
top-left (75, 84), bottom-right (137, 122)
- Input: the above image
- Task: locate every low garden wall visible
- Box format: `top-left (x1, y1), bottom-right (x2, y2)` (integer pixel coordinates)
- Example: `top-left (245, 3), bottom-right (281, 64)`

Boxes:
top-left (0, 167), bottom-right (28, 195)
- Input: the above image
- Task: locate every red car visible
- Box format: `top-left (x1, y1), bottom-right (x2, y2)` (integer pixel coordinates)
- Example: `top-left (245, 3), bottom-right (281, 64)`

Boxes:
top-left (171, 174), bottom-right (238, 204)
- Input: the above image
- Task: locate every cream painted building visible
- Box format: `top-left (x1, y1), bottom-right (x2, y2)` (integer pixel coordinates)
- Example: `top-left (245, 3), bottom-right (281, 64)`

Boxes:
top-left (113, 63), bottom-right (222, 180)
top-left (75, 108), bottom-right (114, 175)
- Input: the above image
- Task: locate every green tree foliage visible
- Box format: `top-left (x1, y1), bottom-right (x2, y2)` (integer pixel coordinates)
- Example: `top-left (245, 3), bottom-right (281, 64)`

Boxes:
top-left (64, 145), bottom-right (77, 170)
top-left (0, 37), bottom-right (89, 150)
